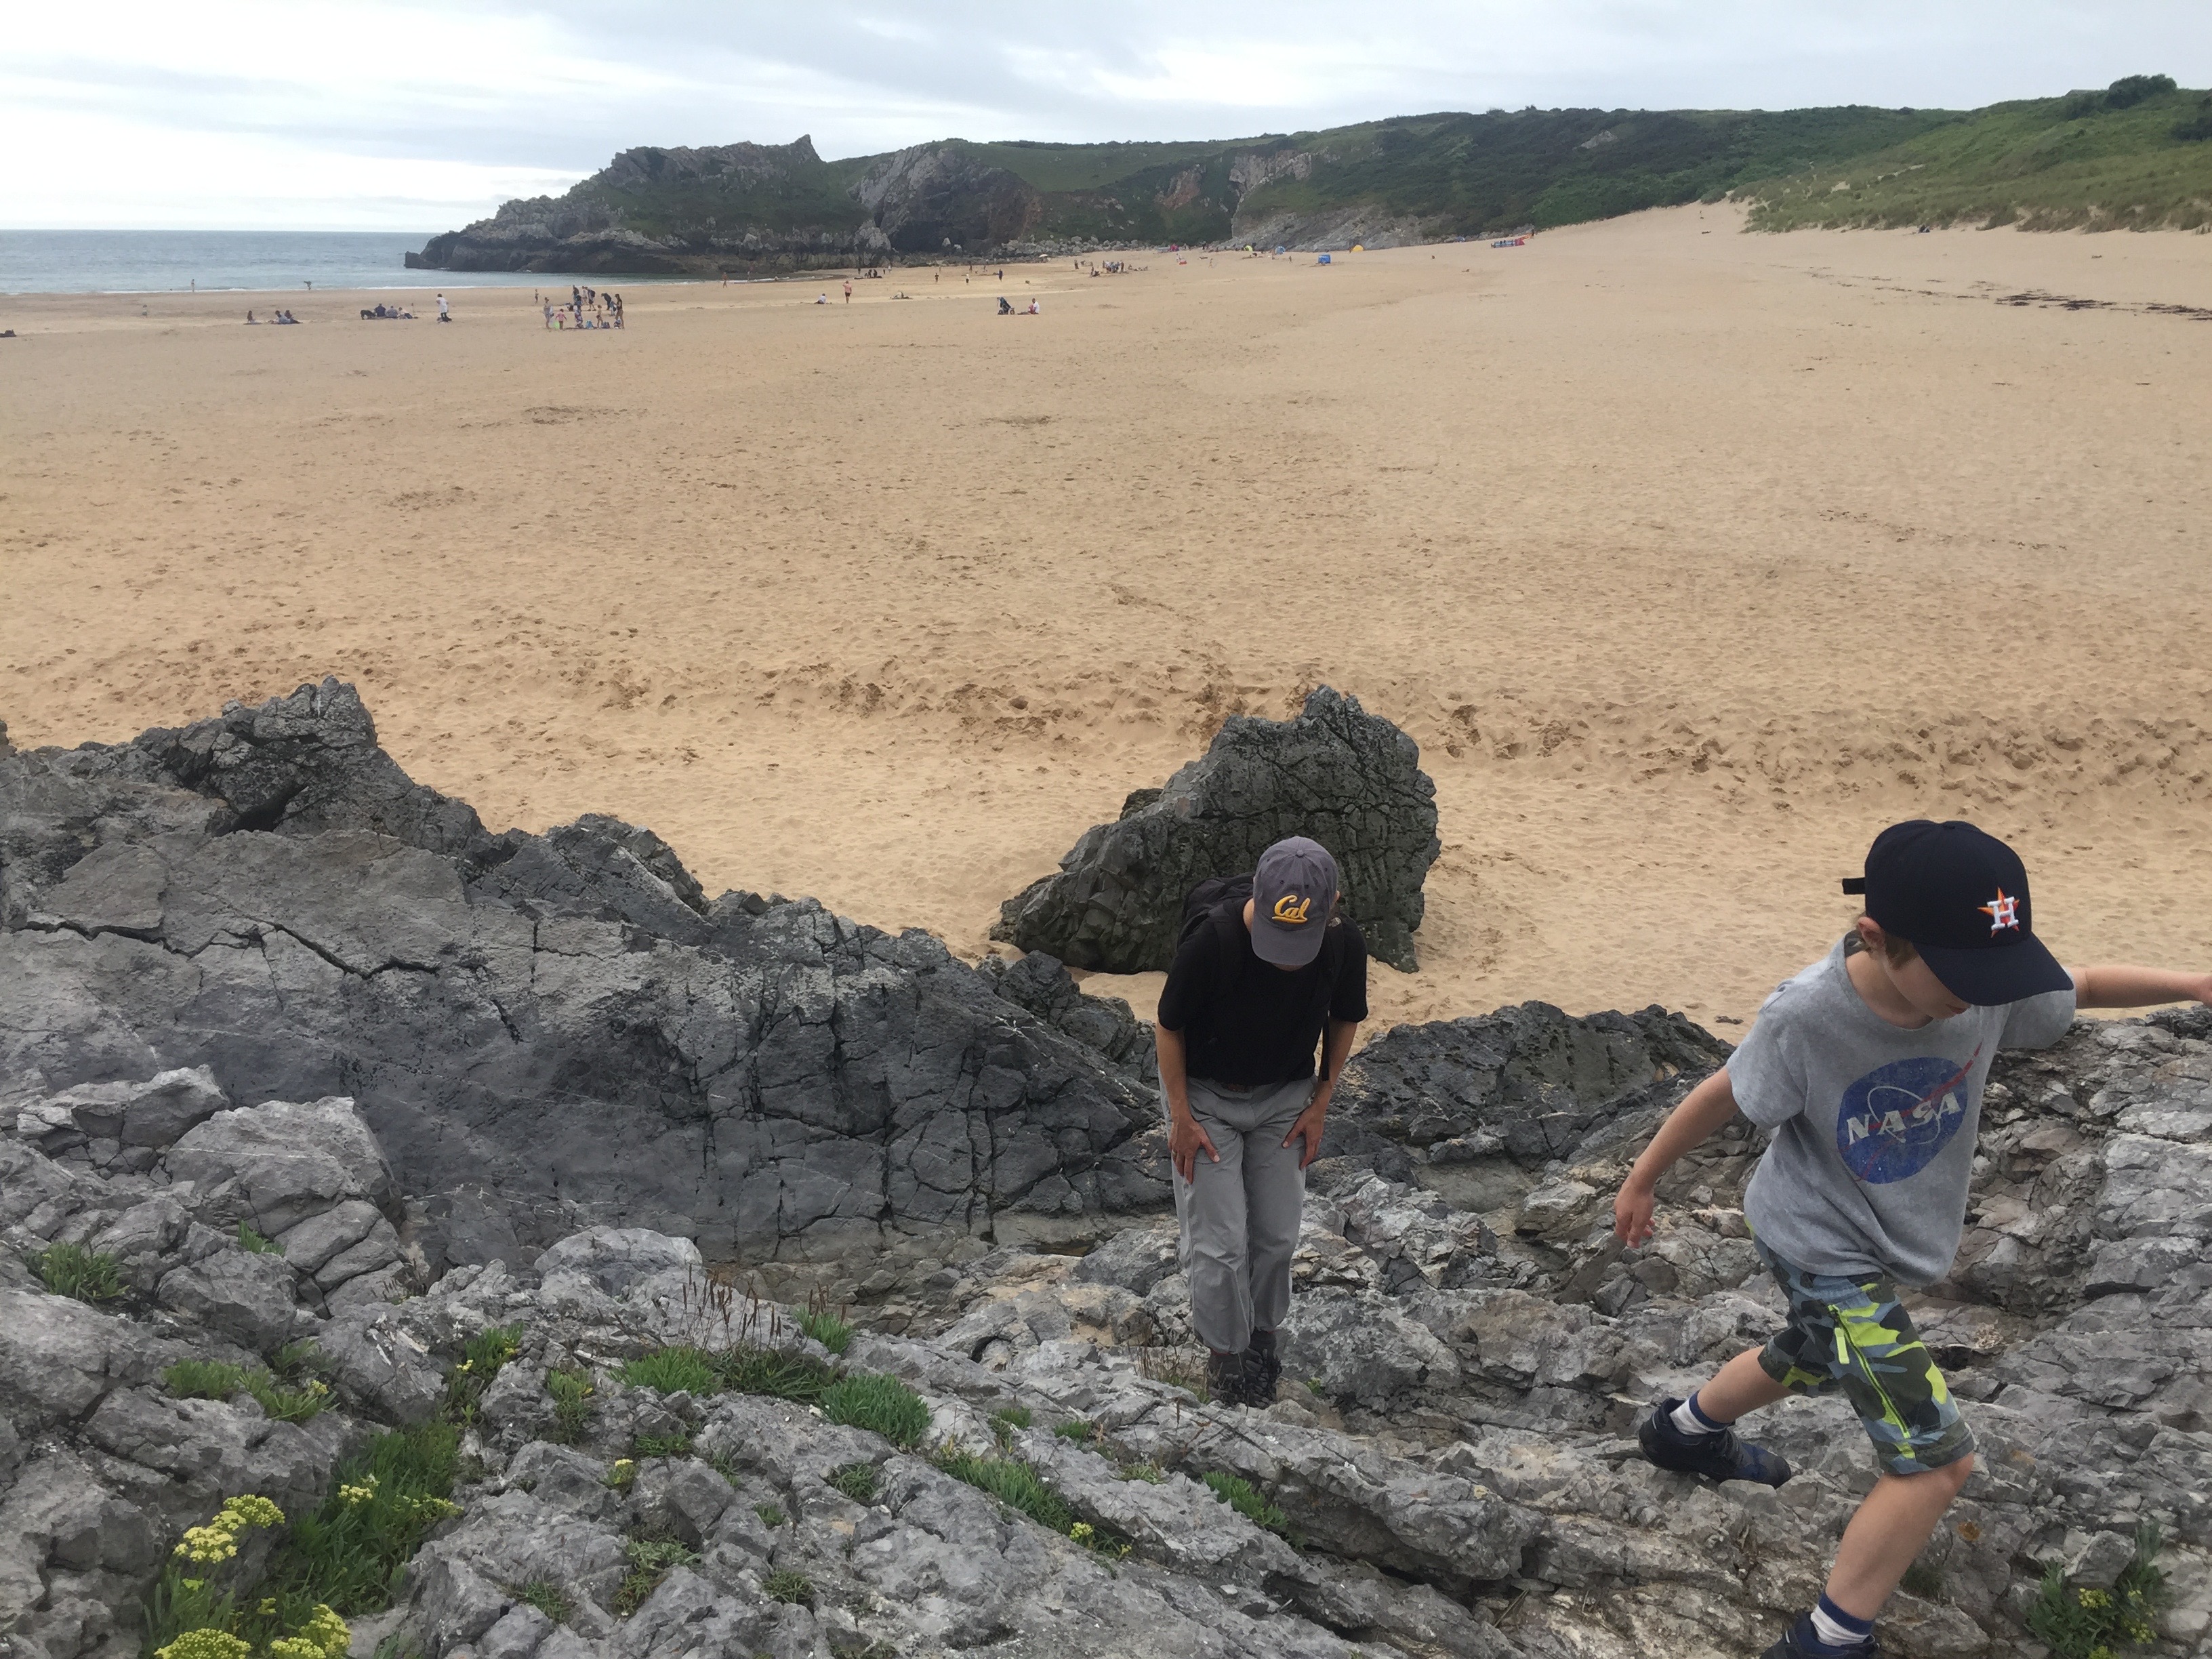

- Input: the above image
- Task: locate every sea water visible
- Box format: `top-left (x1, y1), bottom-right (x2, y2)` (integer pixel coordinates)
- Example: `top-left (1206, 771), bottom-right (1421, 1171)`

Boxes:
top-left (0, 230), bottom-right (666, 295)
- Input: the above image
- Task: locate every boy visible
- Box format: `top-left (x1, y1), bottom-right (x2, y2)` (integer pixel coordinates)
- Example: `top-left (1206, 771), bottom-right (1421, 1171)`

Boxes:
top-left (1158, 836), bottom-right (1368, 1407)
top-left (1613, 820), bottom-right (2211, 1658)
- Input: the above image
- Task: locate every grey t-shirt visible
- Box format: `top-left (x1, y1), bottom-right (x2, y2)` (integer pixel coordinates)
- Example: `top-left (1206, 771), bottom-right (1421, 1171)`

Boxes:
top-left (1731, 939), bottom-right (2075, 1286)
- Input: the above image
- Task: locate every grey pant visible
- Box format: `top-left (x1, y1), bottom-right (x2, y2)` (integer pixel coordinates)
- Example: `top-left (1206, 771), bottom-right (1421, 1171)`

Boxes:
top-left (1171, 1076), bottom-right (1313, 1355)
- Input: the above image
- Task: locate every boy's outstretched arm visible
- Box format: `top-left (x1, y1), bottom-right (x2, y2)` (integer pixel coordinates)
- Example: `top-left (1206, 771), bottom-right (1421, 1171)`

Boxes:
top-left (2070, 964), bottom-right (2212, 1010)
top-left (1613, 1067), bottom-right (1741, 1247)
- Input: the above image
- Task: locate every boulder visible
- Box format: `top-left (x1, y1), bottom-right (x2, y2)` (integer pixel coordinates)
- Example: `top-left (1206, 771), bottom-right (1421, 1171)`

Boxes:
top-left (993, 686), bottom-right (1441, 972)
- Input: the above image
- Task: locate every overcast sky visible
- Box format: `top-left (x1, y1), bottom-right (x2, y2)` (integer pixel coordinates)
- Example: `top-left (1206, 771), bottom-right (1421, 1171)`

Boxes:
top-left (6, 1), bottom-right (2207, 230)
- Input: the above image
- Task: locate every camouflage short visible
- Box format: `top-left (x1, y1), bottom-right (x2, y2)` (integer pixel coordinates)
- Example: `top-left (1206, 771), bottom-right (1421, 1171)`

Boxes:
top-left (1753, 1237), bottom-right (1975, 1475)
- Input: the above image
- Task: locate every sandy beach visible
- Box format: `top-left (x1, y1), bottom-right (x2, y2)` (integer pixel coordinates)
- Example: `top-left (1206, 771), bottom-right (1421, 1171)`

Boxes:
top-left (4, 205), bottom-right (2209, 1034)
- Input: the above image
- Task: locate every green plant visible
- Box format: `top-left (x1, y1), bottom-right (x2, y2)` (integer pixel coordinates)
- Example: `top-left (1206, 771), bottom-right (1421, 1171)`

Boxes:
top-left (605, 1458), bottom-right (636, 1492)
top-left (512, 1580), bottom-right (572, 1625)
top-left (445, 1325), bottom-right (522, 1424)
top-left (1053, 1420), bottom-right (1096, 1443)
top-left (2026, 1524), bottom-right (2167, 1658)
top-left (820, 1373), bottom-right (931, 1449)
top-left (237, 1222), bottom-right (284, 1256)
top-left (1202, 1471), bottom-right (1292, 1539)
top-left (932, 1446), bottom-right (1074, 1533)
top-left (1305, 1378), bottom-right (1326, 1396)
top-left (272, 1340), bottom-right (327, 1379)
top-left (1114, 1460), bottom-right (1165, 1484)
top-left (762, 1570), bottom-right (815, 1609)
top-left (989, 1406), bottom-right (1032, 1446)
top-left (28, 1242), bottom-right (123, 1304)
top-left (705, 1450), bottom-right (740, 1485)
top-left (827, 1462), bottom-right (880, 1503)
top-left (752, 1502), bottom-right (786, 1529)
top-left (633, 1431), bottom-right (694, 1459)
top-left (1135, 1346), bottom-right (1211, 1401)
top-left (716, 1345), bottom-right (838, 1404)
top-left (619, 1347), bottom-right (719, 1397)
top-left (254, 1421), bottom-right (461, 1621)
top-left (796, 1291), bottom-right (854, 1356)
top-left (612, 1537), bottom-right (699, 1616)
top-left (1900, 1561), bottom-right (1945, 1599)
top-left (161, 1360), bottom-right (329, 1425)
top-left (545, 1370), bottom-right (594, 1443)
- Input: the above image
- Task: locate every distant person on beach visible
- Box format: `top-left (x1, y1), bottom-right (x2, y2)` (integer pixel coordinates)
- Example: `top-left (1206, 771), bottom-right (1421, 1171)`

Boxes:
top-left (1615, 821), bottom-right (2211, 1659)
top-left (245, 310), bottom-right (258, 324)
top-left (543, 302), bottom-right (555, 330)
top-left (844, 279), bottom-right (853, 303)
top-left (436, 293), bottom-right (450, 322)
top-left (1158, 838), bottom-right (1365, 1408)
top-left (816, 293), bottom-right (829, 304)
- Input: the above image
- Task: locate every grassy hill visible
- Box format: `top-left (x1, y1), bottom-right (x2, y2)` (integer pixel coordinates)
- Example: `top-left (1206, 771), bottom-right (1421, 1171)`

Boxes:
top-left (1742, 76), bottom-right (2212, 230)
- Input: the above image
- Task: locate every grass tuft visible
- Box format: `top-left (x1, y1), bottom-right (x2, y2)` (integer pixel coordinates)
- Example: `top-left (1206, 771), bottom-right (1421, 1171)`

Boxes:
top-left (611, 1536), bottom-right (699, 1616)
top-left (752, 1502), bottom-right (786, 1529)
top-left (820, 1373), bottom-right (931, 1448)
top-left (163, 1359), bottom-right (330, 1425)
top-left (633, 1430), bottom-right (693, 1459)
top-left (28, 1242), bottom-right (123, 1304)
top-left (827, 1462), bottom-right (880, 1503)
top-left (237, 1222), bottom-right (284, 1256)
top-left (445, 1325), bottom-right (522, 1425)
top-left (1053, 1419), bottom-right (1096, 1444)
top-left (619, 1347), bottom-right (718, 1397)
top-left (933, 1446), bottom-right (1130, 1557)
top-left (796, 1290), bottom-right (854, 1356)
top-left (1202, 1471), bottom-right (1292, 1539)
top-left (762, 1569), bottom-right (815, 1609)
top-left (512, 1580), bottom-right (571, 1624)
top-left (717, 1345), bottom-right (838, 1404)
top-left (545, 1369), bottom-right (594, 1443)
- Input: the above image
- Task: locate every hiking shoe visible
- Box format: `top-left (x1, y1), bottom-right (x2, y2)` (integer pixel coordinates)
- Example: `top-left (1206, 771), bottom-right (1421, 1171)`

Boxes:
top-left (1206, 1349), bottom-right (1248, 1408)
top-left (1759, 1614), bottom-right (1879, 1658)
top-left (1639, 1397), bottom-right (1793, 1488)
top-left (1241, 1329), bottom-right (1282, 1406)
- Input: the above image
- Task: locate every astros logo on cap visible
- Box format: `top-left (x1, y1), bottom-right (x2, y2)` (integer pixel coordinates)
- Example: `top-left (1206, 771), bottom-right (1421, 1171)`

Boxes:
top-left (1980, 888), bottom-right (2020, 934)
top-left (1272, 894), bottom-right (1312, 926)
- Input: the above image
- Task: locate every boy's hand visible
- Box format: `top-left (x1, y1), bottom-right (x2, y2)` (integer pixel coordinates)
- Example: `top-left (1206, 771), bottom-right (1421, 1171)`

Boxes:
top-left (1169, 1109), bottom-right (1218, 1183)
top-left (1613, 1176), bottom-right (1658, 1247)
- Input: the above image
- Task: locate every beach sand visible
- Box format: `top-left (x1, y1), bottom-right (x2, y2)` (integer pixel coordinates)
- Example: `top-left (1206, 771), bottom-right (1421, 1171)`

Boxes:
top-left (4, 206), bottom-right (2209, 1036)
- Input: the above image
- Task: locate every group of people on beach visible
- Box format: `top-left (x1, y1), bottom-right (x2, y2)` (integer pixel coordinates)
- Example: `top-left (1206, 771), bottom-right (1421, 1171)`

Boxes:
top-left (539, 285), bottom-right (623, 329)
top-left (1183, 827), bottom-right (2209, 1659)
top-left (243, 308), bottom-right (302, 324)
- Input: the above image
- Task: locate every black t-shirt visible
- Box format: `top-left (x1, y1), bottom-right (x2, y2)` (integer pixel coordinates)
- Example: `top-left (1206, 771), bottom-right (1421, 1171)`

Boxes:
top-left (1156, 905), bottom-right (1369, 1086)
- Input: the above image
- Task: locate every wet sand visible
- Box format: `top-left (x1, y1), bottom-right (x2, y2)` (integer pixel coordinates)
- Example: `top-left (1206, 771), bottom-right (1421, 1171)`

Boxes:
top-left (5, 206), bottom-right (2209, 1033)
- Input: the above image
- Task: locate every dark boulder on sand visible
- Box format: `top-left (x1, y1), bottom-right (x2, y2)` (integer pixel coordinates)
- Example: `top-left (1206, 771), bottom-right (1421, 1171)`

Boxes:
top-left (992, 686), bottom-right (1441, 974)
top-left (0, 680), bottom-right (1170, 1271)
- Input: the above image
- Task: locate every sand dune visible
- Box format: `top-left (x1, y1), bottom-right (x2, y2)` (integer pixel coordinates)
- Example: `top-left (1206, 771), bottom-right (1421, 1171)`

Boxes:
top-left (5, 207), bottom-right (2209, 1033)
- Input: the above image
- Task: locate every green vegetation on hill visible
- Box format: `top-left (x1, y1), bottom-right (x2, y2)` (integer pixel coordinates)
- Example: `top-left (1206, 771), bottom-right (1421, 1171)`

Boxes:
top-left (1744, 76), bottom-right (2212, 230)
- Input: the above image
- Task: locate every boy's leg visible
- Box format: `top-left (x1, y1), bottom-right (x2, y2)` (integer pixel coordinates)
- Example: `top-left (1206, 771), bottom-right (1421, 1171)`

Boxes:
top-left (1825, 1456), bottom-right (1976, 1618)
top-left (1170, 1082), bottom-right (1254, 1355)
top-left (1237, 1080), bottom-right (1313, 1402)
top-left (1692, 1345), bottom-right (1793, 1421)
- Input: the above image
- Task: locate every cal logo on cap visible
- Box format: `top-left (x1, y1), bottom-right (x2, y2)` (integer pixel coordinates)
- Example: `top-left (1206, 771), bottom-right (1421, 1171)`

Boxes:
top-left (1272, 894), bottom-right (1312, 926)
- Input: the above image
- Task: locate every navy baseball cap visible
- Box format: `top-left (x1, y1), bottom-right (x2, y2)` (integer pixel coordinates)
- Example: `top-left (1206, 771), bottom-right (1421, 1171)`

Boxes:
top-left (1250, 837), bottom-right (1340, 967)
top-left (1841, 820), bottom-right (2071, 1005)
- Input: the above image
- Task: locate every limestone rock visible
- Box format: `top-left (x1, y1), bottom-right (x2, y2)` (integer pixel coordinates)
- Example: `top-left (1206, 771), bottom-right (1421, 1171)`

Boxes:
top-left (994, 686), bottom-right (1441, 972)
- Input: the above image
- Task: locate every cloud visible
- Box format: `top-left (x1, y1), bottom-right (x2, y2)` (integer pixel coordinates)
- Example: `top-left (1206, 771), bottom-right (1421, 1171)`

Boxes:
top-left (3, 1), bottom-right (2206, 228)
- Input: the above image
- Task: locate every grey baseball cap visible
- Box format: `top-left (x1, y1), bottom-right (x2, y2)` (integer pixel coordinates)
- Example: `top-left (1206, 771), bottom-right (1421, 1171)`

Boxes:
top-left (1250, 837), bottom-right (1340, 967)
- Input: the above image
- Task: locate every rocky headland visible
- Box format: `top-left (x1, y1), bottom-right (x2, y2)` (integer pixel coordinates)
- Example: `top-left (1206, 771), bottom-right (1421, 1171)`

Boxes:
top-left (3, 684), bottom-right (2209, 1659)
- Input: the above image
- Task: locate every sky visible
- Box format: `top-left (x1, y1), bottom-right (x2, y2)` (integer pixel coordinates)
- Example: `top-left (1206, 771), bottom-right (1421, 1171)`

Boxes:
top-left (5, 1), bottom-right (2208, 230)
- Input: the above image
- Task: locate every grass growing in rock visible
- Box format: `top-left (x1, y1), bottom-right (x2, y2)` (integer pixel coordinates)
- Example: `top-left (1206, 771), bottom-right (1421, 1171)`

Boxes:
top-left (989, 1406), bottom-right (1032, 1447)
top-left (545, 1369), bottom-right (595, 1443)
top-left (237, 1222), bottom-right (284, 1255)
top-left (444, 1325), bottom-right (521, 1425)
top-left (612, 1537), bottom-right (699, 1616)
top-left (512, 1581), bottom-right (572, 1624)
top-left (753, 1502), bottom-right (786, 1529)
top-left (633, 1430), bottom-right (693, 1458)
top-left (820, 1374), bottom-right (931, 1448)
top-left (28, 1242), bottom-right (123, 1304)
top-left (619, 1347), bottom-right (719, 1396)
top-left (2027, 1524), bottom-right (2167, 1658)
top-left (1054, 1419), bottom-right (1097, 1444)
top-left (796, 1291), bottom-right (855, 1355)
top-left (827, 1462), bottom-right (880, 1503)
top-left (931, 1446), bottom-right (1129, 1557)
top-left (1202, 1472), bottom-right (1292, 1540)
top-left (163, 1359), bottom-right (331, 1425)
top-left (762, 1570), bottom-right (815, 1609)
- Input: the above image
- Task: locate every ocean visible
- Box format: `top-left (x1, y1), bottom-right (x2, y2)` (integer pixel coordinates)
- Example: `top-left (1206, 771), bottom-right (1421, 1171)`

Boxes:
top-left (0, 230), bottom-right (657, 295)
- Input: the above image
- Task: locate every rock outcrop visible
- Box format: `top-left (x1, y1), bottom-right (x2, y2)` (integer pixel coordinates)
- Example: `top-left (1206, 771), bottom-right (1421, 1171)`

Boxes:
top-left (1, 681), bottom-right (1169, 1271)
top-left (7, 1004), bottom-right (2211, 1659)
top-left (994, 687), bottom-right (1441, 974)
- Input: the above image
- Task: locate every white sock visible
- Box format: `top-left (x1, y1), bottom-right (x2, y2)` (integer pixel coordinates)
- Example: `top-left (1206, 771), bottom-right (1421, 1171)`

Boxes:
top-left (1670, 1393), bottom-right (1726, 1435)
top-left (1809, 1597), bottom-right (1872, 1647)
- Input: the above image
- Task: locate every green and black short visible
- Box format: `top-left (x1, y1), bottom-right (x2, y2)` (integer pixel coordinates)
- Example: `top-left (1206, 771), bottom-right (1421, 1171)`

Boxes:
top-left (1753, 1237), bottom-right (1975, 1475)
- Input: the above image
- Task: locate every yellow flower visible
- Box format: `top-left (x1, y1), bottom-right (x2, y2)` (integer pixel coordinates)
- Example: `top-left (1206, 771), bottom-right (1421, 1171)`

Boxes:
top-left (1070, 1523), bottom-right (1094, 1544)
top-left (173, 1525), bottom-right (239, 1565)
top-left (257, 1601), bottom-right (276, 1617)
top-left (2078, 1587), bottom-right (2112, 1610)
top-left (153, 1631), bottom-right (250, 1659)
top-left (338, 1476), bottom-right (379, 1506)
top-left (220, 1495), bottom-right (283, 1530)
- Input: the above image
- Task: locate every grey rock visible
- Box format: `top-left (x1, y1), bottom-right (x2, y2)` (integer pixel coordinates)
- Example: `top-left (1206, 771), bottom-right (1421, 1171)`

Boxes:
top-left (155, 1249), bottom-right (306, 1353)
top-left (980, 949), bottom-right (1159, 1084)
top-left (274, 1197), bottom-right (382, 1275)
top-left (1281, 1290), bottom-right (1460, 1408)
top-left (994, 686), bottom-right (1441, 973)
top-left (167, 1095), bottom-right (396, 1236)
top-left (314, 1217), bottom-right (403, 1290)
top-left (318, 1303), bottom-right (447, 1425)
top-left (0, 1286), bottom-right (150, 1428)
top-left (30, 1066), bottom-right (229, 1149)
top-left (535, 1227), bottom-right (701, 1298)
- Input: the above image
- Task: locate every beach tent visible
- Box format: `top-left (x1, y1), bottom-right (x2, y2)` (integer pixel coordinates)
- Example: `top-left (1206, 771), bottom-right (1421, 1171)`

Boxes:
top-left (1351, 243), bottom-right (1364, 253)
top-left (1317, 253), bottom-right (1332, 264)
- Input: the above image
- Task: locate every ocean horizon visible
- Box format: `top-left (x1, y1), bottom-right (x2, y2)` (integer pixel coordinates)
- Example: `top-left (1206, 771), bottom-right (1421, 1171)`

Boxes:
top-left (0, 229), bottom-right (698, 295)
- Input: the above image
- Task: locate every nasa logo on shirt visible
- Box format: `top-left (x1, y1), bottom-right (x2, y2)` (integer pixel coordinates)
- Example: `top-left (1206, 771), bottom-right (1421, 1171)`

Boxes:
top-left (1835, 1048), bottom-right (1981, 1184)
